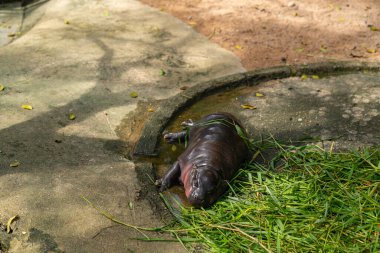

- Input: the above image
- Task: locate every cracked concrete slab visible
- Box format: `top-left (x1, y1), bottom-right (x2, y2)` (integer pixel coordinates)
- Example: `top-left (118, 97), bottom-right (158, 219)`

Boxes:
top-left (0, 0), bottom-right (244, 252)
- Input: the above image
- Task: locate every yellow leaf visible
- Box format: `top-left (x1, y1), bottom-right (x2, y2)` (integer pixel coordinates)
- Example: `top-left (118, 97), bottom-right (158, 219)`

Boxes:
top-left (235, 45), bottom-right (242, 50)
top-left (171, 145), bottom-right (177, 152)
top-left (369, 26), bottom-right (379, 31)
top-left (255, 92), bottom-right (264, 97)
top-left (188, 21), bottom-right (197, 26)
top-left (69, 112), bottom-right (76, 120)
top-left (311, 75), bottom-right (320, 79)
top-left (301, 74), bottom-right (308, 80)
top-left (320, 45), bottom-right (328, 53)
top-left (367, 48), bottom-right (377, 53)
top-left (21, 104), bottom-right (33, 110)
top-left (337, 17), bottom-right (345, 23)
top-left (0, 84), bottom-right (4, 91)
top-left (6, 215), bottom-right (19, 234)
top-left (241, 104), bottom-right (257, 110)
top-left (148, 108), bottom-right (155, 112)
top-left (10, 160), bottom-right (20, 167)
top-left (8, 33), bottom-right (16, 37)
top-left (130, 91), bottom-right (138, 98)
top-left (64, 19), bottom-right (70, 25)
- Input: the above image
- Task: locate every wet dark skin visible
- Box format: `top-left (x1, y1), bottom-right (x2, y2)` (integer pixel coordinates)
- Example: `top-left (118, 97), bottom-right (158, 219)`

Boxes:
top-left (159, 113), bottom-right (251, 208)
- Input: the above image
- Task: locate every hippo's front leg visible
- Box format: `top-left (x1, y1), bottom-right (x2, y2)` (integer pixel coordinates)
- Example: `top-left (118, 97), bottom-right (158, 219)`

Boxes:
top-left (163, 131), bottom-right (187, 144)
top-left (159, 161), bottom-right (181, 192)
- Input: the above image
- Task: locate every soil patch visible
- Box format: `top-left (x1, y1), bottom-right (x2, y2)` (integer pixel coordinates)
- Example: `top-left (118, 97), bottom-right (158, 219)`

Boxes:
top-left (140, 0), bottom-right (380, 69)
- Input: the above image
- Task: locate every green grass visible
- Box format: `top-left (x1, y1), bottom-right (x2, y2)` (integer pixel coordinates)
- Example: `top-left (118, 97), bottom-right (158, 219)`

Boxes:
top-left (162, 142), bottom-right (380, 253)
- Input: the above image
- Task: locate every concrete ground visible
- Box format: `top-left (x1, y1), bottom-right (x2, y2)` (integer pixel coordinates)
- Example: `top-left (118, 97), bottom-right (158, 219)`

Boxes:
top-left (0, 0), bottom-right (243, 252)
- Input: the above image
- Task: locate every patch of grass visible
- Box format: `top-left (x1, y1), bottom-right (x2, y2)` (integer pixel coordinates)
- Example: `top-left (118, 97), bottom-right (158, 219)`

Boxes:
top-left (163, 142), bottom-right (380, 252)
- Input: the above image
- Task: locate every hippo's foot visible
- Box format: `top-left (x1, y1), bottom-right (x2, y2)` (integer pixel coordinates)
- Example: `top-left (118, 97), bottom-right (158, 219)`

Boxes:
top-left (163, 131), bottom-right (187, 144)
top-left (154, 179), bottom-right (162, 186)
top-left (159, 161), bottom-right (181, 192)
top-left (181, 119), bottom-right (194, 128)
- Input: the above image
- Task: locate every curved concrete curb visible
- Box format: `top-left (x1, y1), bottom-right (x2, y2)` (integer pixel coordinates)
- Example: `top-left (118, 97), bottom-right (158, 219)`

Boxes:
top-left (134, 61), bottom-right (380, 156)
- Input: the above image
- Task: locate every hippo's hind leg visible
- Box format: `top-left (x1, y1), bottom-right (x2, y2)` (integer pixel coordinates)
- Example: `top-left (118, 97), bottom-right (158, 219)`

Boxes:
top-left (163, 131), bottom-right (187, 144)
top-left (159, 161), bottom-right (181, 192)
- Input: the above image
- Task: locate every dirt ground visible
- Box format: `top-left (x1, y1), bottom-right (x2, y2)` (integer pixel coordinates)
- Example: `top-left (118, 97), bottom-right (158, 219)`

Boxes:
top-left (140, 0), bottom-right (380, 69)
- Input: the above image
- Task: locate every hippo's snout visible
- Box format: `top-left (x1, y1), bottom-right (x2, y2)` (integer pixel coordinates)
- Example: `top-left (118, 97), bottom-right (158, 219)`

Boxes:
top-left (188, 188), bottom-right (208, 208)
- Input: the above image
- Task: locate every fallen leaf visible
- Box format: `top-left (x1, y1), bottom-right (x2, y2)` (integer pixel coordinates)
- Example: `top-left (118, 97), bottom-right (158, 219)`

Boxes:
top-left (21, 104), bottom-right (33, 110)
top-left (10, 160), bottom-right (20, 167)
top-left (128, 201), bottom-right (134, 210)
top-left (160, 69), bottom-right (166, 76)
top-left (311, 75), bottom-right (320, 79)
top-left (241, 104), bottom-right (257, 110)
top-left (171, 145), bottom-right (177, 152)
top-left (8, 33), bottom-right (16, 37)
top-left (320, 45), bottom-right (328, 53)
top-left (369, 25), bottom-right (379, 31)
top-left (235, 45), bottom-right (242, 50)
top-left (255, 92), bottom-right (264, 97)
top-left (188, 21), bottom-right (197, 26)
top-left (367, 48), bottom-right (377, 53)
top-left (337, 17), bottom-right (345, 23)
top-left (64, 20), bottom-right (70, 25)
top-left (301, 74), bottom-right (308, 80)
top-left (6, 215), bottom-right (19, 234)
top-left (0, 84), bottom-right (4, 91)
top-left (350, 47), bottom-right (364, 58)
top-left (69, 112), bottom-right (76, 120)
top-left (130, 92), bottom-right (138, 98)
top-left (147, 108), bottom-right (154, 112)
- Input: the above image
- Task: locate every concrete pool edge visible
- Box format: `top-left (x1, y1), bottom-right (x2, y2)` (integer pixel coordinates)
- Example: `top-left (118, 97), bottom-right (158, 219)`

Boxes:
top-left (133, 61), bottom-right (380, 157)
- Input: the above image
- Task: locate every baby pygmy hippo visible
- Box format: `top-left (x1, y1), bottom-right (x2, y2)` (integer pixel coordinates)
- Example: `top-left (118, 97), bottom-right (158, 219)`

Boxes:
top-left (158, 112), bottom-right (251, 208)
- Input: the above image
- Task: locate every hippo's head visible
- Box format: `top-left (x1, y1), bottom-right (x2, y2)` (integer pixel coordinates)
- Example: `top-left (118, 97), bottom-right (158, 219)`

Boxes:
top-left (186, 166), bottom-right (228, 208)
